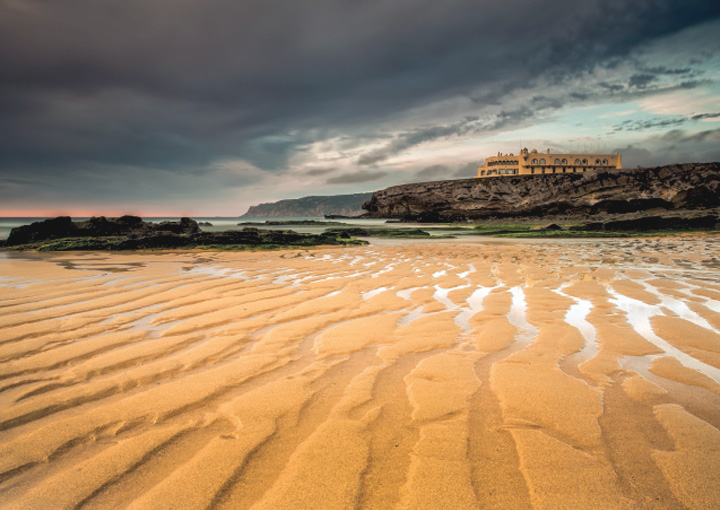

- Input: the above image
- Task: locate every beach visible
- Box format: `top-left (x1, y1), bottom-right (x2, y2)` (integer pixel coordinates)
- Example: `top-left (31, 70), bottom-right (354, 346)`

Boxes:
top-left (1, 237), bottom-right (719, 509)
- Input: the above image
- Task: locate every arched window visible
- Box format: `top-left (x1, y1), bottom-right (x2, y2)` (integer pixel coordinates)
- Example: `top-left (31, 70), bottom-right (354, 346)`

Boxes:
top-left (532, 158), bottom-right (538, 164)
top-left (582, 159), bottom-right (588, 164)
top-left (595, 159), bottom-right (601, 164)
top-left (602, 159), bottom-right (608, 164)
top-left (554, 158), bottom-right (560, 164)
top-left (481, 170), bottom-right (485, 176)
top-left (574, 158), bottom-right (581, 165)
top-left (539, 158), bottom-right (546, 164)
top-left (562, 158), bottom-right (568, 164)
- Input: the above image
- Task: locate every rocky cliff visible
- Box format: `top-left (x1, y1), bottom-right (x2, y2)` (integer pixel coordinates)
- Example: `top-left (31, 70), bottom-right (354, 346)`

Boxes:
top-left (243, 193), bottom-right (373, 217)
top-left (362, 163), bottom-right (720, 222)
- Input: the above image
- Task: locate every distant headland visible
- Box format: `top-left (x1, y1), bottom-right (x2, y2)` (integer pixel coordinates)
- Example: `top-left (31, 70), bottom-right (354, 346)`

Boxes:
top-left (242, 193), bottom-right (372, 218)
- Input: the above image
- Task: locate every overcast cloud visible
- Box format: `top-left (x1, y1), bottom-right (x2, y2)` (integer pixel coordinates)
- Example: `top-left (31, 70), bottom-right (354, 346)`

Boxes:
top-left (1, 0), bottom-right (719, 215)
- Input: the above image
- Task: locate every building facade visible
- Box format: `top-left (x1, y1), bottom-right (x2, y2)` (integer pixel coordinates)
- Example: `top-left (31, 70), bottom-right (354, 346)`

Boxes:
top-left (477, 148), bottom-right (622, 178)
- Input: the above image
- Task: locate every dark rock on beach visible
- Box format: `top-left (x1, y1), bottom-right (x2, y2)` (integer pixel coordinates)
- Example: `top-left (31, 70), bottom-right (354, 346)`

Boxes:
top-left (570, 214), bottom-right (719, 232)
top-left (530, 223), bottom-right (563, 231)
top-left (6, 216), bottom-right (199, 246)
top-left (6, 216), bottom-right (77, 245)
top-left (4, 217), bottom-right (357, 250)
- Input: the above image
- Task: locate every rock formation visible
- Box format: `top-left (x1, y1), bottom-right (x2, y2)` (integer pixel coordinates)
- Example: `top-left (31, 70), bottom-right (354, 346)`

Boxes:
top-left (362, 163), bottom-right (720, 222)
top-left (3, 217), bottom-right (355, 250)
top-left (5, 216), bottom-right (199, 246)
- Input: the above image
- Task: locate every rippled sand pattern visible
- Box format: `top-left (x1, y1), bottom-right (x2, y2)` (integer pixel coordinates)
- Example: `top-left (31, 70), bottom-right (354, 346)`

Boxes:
top-left (1, 238), bottom-right (719, 509)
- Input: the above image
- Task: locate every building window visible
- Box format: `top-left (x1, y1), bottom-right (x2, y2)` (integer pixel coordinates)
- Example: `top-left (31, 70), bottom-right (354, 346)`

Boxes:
top-left (481, 170), bottom-right (485, 176)
top-left (554, 158), bottom-right (560, 164)
top-left (562, 158), bottom-right (568, 164)
top-left (595, 159), bottom-right (601, 164)
top-left (582, 159), bottom-right (588, 164)
top-left (574, 158), bottom-right (581, 165)
top-left (532, 158), bottom-right (538, 164)
top-left (539, 158), bottom-right (546, 164)
top-left (603, 159), bottom-right (608, 164)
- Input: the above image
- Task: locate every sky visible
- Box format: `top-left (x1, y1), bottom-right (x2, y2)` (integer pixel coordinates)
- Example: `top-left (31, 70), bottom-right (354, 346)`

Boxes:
top-left (1, 0), bottom-right (719, 217)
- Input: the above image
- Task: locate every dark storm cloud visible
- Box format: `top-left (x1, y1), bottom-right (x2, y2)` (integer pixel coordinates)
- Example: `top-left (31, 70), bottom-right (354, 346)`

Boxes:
top-left (638, 66), bottom-right (693, 76)
top-left (453, 163), bottom-right (480, 178)
top-left (611, 146), bottom-right (658, 168)
top-left (628, 74), bottom-right (657, 89)
top-left (415, 165), bottom-right (452, 181)
top-left (614, 117), bottom-right (688, 132)
top-left (1, 0), bottom-right (719, 199)
top-left (358, 118), bottom-right (480, 165)
top-left (326, 171), bottom-right (388, 185)
top-left (661, 128), bottom-right (720, 145)
top-left (614, 128), bottom-right (720, 168)
top-left (304, 168), bottom-right (335, 176)
top-left (357, 108), bottom-right (537, 166)
top-left (613, 112), bottom-right (720, 132)
top-left (691, 112), bottom-right (720, 121)
top-left (414, 163), bottom-right (477, 181)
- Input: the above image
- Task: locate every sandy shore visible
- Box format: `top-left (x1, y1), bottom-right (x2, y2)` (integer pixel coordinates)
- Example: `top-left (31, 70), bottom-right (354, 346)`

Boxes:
top-left (1, 237), bottom-right (719, 509)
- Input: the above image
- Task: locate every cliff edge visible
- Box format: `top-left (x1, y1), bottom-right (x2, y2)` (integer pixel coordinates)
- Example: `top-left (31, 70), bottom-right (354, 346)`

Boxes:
top-left (362, 163), bottom-right (720, 222)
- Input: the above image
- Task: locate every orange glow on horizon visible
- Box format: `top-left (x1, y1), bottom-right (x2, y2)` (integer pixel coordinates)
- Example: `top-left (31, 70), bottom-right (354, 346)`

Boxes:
top-left (0, 208), bottom-right (199, 218)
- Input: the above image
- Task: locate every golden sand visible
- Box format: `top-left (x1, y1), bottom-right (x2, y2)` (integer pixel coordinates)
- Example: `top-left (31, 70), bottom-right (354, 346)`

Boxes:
top-left (1, 236), bottom-right (719, 509)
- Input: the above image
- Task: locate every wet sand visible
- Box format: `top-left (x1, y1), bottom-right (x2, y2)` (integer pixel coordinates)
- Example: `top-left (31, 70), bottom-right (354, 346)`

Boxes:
top-left (1, 236), bottom-right (719, 509)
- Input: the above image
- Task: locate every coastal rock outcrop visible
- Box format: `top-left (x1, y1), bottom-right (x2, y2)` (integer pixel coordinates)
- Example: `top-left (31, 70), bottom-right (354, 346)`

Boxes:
top-left (362, 163), bottom-right (720, 222)
top-left (3, 217), bottom-right (356, 250)
top-left (6, 216), bottom-right (199, 246)
top-left (571, 214), bottom-right (719, 232)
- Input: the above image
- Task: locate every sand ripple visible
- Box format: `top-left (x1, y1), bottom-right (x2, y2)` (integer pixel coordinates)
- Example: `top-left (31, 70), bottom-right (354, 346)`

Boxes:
top-left (1, 237), bottom-right (719, 509)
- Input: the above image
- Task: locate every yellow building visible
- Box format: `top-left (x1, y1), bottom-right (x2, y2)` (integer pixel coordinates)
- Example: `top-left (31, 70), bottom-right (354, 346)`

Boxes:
top-left (477, 148), bottom-right (622, 178)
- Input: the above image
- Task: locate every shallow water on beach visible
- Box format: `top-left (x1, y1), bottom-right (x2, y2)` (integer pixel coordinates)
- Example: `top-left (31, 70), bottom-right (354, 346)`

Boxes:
top-left (0, 236), bottom-right (719, 509)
